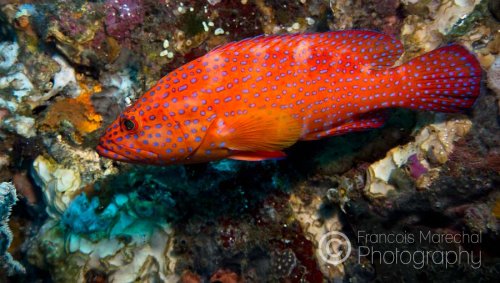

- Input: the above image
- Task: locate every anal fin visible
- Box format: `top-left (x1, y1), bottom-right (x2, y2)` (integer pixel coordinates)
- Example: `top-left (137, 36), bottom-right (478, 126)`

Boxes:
top-left (302, 111), bottom-right (388, 141)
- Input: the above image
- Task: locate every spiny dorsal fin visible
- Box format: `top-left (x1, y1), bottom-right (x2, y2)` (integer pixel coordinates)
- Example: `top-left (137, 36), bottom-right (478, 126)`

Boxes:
top-left (327, 30), bottom-right (404, 68)
top-left (208, 30), bottom-right (404, 69)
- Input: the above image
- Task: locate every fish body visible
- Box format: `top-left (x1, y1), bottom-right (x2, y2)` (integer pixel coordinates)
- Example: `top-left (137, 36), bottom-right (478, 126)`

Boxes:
top-left (97, 30), bottom-right (482, 165)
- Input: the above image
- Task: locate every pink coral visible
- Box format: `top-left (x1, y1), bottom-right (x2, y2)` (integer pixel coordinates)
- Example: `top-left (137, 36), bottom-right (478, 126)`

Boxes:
top-left (104, 0), bottom-right (144, 41)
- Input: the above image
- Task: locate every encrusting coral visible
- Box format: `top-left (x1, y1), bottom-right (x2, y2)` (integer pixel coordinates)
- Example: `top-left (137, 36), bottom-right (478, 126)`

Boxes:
top-left (0, 40), bottom-right (35, 138)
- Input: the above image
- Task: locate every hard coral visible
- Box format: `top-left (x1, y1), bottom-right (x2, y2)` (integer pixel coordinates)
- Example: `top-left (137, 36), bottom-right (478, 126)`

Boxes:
top-left (0, 40), bottom-right (34, 106)
top-left (0, 182), bottom-right (25, 275)
top-left (61, 193), bottom-right (115, 236)
top-left (29, 189), bottom-right (176, 282)
top-left (32, 155), bottom-right (82, 218)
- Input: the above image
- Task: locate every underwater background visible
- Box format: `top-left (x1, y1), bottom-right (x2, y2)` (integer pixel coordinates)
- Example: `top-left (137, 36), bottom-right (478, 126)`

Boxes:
top-left (0, 0), bottom-right (499, 282)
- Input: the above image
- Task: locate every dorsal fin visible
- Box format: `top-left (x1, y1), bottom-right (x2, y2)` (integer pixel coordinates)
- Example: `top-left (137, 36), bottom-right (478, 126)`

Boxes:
top-left (208, 30), bottom-right (404, 68)
top-left (325, 30), bottom-right (404, 68)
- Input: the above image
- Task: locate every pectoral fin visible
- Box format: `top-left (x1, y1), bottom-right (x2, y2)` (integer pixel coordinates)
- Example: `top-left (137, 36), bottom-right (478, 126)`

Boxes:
top-left (214, 109), bottom-right (301, 152)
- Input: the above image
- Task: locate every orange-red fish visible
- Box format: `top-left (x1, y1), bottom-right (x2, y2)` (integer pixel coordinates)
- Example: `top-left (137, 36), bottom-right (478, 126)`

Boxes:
top-left (96, 30), bottom-right (481, 165)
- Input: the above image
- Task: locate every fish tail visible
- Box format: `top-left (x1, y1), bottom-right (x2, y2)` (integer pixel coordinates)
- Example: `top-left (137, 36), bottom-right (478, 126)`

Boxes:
top-left (398, 45), bottom-right (482, 113)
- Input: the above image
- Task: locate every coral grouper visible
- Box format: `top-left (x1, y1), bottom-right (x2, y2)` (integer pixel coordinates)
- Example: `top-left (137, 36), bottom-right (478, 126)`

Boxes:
top-left (96, 30), bottom-right (482, 165)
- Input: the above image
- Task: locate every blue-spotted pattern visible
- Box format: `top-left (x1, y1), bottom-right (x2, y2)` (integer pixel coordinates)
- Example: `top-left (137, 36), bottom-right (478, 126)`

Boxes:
top-left (96, 30), bottom-right (482, 165)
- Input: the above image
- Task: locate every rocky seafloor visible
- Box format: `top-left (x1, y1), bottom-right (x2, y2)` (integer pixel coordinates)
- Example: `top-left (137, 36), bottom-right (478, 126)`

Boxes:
top-left (0, 0), bottom-right (499, 282)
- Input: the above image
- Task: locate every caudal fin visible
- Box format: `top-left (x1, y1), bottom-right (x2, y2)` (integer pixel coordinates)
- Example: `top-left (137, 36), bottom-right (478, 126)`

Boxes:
top-left (400, 45), bottom-right (482, 113)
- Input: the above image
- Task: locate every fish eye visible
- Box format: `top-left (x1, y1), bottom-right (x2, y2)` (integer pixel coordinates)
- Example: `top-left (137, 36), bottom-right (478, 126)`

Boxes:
top-left (123, 119), bottom-right (136, 131)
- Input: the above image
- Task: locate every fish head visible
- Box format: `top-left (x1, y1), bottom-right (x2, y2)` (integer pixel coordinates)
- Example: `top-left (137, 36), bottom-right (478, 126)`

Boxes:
top-left (96, 102), bottom-right (191, 165)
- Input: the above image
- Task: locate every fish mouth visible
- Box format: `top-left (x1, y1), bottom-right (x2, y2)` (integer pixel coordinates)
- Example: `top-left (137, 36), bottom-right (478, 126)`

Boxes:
top-left (96, 143), bottom-right (133, 163)
top-left (96, 140), bottom-right (159, 164)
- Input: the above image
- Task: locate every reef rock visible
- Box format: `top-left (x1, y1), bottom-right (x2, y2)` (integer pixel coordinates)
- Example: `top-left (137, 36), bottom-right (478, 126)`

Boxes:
top-left (487, 55), bottom-right (500, 109)
top-left (289, 193), bottom-right (346, 280)
top-left (402, 0), bottom-right (482, 52)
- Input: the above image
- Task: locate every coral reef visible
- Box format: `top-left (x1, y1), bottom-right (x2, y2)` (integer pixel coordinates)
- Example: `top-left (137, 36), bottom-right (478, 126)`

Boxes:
top-left (0, 182), bottom-right (24, 276)
top-left (38, 81), bottom-right (102, 144)
top-left (32, 155), bottom-right (82, 218)
top-left (0, 0), bottom-right (498, 282)
top-left (289, 192), bottom-right (346, 279)
top-left (0, 41), bottom-right (33, 101)
top-left (31, 134), bottom-right (117, 219)
top-left (329, 0), bottom-right (402, 35)
top-left (402, 0), bottom-right (482, 51)
top-left (91, 70), bottom-right (138, 124)
top-left (28, 190), bottom-right (176, 282)
top-left (104, 0), bottom-right (144, 42)
top-left (365, 114), bottom-right (473, 196)
top-left (0, 40), bottom-right (35, 138)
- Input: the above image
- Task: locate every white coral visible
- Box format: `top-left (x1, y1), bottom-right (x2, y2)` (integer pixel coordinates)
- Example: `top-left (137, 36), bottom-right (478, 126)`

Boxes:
top-left (365, 115), bottom-right (472, 197)
top-left (48, 55), bottom-right (80, 98)
top-left (0, 41), bottom-right (19, 71)
top-left (32, 155), bottom-right (82, 218)
top-left (0, 40), bottom-right (36, 138)
top-left (0, 41), bottom-right (33, 101)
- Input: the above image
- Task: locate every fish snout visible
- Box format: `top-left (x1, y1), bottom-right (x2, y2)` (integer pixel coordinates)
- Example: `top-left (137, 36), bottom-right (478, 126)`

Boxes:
top-left (96, 139), bottom-right (134, 162)
top-left (96, 130), bottom-right (127, 160)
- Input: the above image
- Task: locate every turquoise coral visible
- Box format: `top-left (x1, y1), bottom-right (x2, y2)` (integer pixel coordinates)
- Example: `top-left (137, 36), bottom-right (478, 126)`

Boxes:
top-left (61, 193), bottom-right (116, 238)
